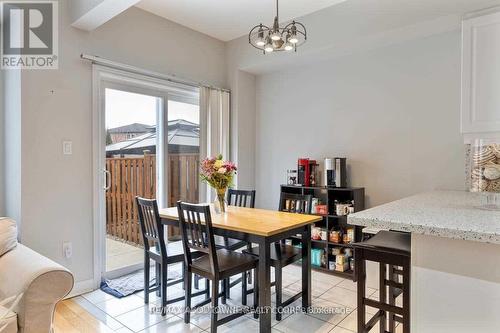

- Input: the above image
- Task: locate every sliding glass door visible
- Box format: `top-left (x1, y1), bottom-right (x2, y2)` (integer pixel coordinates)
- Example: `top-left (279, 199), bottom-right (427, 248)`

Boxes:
top-left (94, 66), bottom-right (200, 279)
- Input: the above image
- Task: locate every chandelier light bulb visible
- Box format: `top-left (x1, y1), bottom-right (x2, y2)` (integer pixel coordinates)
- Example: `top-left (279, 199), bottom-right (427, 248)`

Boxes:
top-left (271, 30), bottom-right (281, 41)
top-left (264, 44), bottom-right (274, 53)
top-left (284, 42), bottom-right (293, 51)
top-left (256, 30), bottom-right (266, 46)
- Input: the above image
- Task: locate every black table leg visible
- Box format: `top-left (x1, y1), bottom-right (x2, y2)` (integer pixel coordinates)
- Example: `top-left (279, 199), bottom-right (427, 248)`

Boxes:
top-left (257, 236), bottom-right (271, 332)
top-left (302, 225), bottom-right (312, 310)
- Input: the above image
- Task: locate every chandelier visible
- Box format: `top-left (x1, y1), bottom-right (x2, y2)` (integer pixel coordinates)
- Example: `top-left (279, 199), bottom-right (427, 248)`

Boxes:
top-left (248, 0), bottom-right (307, 54)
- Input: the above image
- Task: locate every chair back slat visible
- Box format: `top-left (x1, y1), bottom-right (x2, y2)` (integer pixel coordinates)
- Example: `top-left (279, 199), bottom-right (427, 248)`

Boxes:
top-left (227, 189), bottom-right (256, 208)
top-left (136, 197), bottom-right (167, 256)
top-left (279, 193), bottom-right (313, 214)
top-left (177, 201), bottom-right (219, 273)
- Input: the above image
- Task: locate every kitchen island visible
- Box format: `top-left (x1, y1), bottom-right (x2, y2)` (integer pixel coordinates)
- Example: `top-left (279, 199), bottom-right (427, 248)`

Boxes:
top-left (348, 190), bottom-right (500, 333)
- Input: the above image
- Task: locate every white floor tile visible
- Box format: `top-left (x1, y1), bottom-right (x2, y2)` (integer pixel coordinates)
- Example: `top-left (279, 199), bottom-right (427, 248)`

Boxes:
top-left (319, 286), bottom-right (358, 308)
top-left (115, 305), bottom-right (170, 332)
top-left (217, 315), bottom-right (260, 333)
top-left (329, 327), bottom-right (355, 333)
top-left (336, 279), bottom-right (376, 296)
top-left (139, 315), bottom-right (204, 332)
top-left (273, 310), bottom-right (336, 333)
top-left (115, 327), bottom-right (135, 333)
top-left (73, 296), bottom-right (124, 330)
top-left (94, 295), bottom-right (145, 317)
top-left (287, 279), bottom-right (333, 298)
top-left (311, 271), bottom-right (345, 286)
top-left (82, 289), bottom-right (115, 304)
top-left (307, 298), bottom-right (352, 326)
top-left (74, 264), bottom-right (400, 333)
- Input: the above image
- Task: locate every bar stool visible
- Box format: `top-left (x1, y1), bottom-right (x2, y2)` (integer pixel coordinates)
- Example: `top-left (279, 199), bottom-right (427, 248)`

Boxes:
top-left (352, 230), bottom-right (411, 333)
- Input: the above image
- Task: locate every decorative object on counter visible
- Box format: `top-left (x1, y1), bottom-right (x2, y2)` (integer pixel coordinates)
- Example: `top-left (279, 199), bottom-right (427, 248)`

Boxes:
top-left (342, 233), bottom-right (350, 244)
top-left (468, 139), bottom-right (500, 210)
top-left (297, 158), bottom-right (310, 186)
top-left (200, 155), bottom-right (237, 214)
top-left (324, 158), bottom-right (336, 187)
top-left (329, 230), bottom-right (341, 243)
top-left (286, 169), bottom-right (298, 185)
top-left (334, 157), bottom-right (347, 187)
top-left (312, 227), bottom-right (327, 241)
top-left (331, 247), bottom-right (342, 256)
top-left (323, 157), bottom-right (347, 187)
top-left (311, 198), bottom-right (319, 213)
top-left (347, 228), bottom-right (355, 243)
top-left (297, 158), bottom-right (319, 187)
top-left (309, 161), bottom-right (319, 186)
top-left (334, 200), bottom-right (354, 216)
top-left (311, 227), bottom-right (322, 241)
top-left (311, 248), bottom-right (323, 267)
top-left (315, 204), bottom-right (328, 215)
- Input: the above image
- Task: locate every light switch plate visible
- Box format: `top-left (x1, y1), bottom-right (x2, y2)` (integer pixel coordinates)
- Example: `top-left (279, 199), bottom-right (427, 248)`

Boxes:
top-left (63, 141), bottom-right (72, 155)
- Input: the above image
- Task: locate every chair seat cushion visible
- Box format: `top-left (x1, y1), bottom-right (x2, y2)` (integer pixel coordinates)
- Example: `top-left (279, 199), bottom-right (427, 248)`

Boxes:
top-left (243, 244), bottom-right (301, 265)
top-left (0, 304), bottom-right (18, 333)
top-left (214, 236), bottom-right (247, 251)
top-left (191, 249), bottom-right (257, 279)
top-left (354, 230), bottom-right (410, 256)
top-left (149, 242), bottom-right (205, 263)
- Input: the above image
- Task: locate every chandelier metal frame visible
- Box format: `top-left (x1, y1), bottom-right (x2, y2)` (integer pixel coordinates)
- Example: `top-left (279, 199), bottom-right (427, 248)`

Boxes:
top-left (248, 0), bottom-right (307, 54)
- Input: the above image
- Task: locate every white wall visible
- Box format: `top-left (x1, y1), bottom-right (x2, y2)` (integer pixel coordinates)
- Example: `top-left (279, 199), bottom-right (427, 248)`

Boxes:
top-left (17, 2), bottom-right (226, 285)
top-left (255, 31), bottom-right (465, 209)
top-left (3, 69), bottom-right (22, 226)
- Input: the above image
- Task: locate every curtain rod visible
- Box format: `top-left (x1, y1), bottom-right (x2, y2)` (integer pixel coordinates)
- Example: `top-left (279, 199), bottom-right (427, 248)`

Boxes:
top-left (80, 54), bottom-right (230, 93)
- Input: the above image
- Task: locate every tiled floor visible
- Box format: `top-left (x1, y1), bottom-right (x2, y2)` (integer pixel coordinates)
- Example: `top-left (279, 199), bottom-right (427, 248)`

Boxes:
top-left (106, 237), bottom-right (144, 272)
top-left (76, 263), bottom-right (403, 333)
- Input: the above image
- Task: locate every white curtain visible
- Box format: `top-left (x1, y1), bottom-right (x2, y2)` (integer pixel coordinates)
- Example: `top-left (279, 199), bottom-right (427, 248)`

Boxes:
top-left (199, 87), bottom-right (231, 202)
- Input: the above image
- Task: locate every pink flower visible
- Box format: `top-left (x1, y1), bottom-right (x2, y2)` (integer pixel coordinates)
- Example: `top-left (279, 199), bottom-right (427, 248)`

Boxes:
top-left (218, 167), bottom-right (227, 174)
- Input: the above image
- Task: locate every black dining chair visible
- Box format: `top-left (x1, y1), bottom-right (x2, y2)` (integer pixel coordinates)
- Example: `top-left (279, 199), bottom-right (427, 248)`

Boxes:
top-left (244, 192), bottom-right (313, 320)
top-left (136, 197), bottom-right (209, 315)
top-left (194, 189), bottom-right (257, 302)
top-left (177, 201), bottom-right (259, 333)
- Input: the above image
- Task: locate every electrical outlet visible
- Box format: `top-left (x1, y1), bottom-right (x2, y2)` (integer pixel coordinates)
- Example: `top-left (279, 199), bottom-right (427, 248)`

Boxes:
top-left (63, 242), bottom-right (72, 259)
top-left (62, 141), bottom-right (72, 155)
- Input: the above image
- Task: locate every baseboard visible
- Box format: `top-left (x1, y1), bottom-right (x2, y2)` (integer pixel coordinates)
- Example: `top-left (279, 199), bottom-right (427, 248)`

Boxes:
top-left (66, 279), bottom-right (96, 299)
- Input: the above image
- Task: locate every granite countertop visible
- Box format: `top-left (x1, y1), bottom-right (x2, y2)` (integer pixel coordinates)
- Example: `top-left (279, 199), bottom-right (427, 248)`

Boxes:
top-left (348, 190), bottom-right (500, 244)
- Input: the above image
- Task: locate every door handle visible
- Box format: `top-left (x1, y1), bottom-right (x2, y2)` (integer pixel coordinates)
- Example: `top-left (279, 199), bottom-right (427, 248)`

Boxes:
top-left (104, 169), bottom-right (111, 191)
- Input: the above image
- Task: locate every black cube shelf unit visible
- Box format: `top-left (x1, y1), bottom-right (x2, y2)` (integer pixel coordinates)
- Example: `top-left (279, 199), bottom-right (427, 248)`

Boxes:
top-left (280, 185), bottom-right (365, 280)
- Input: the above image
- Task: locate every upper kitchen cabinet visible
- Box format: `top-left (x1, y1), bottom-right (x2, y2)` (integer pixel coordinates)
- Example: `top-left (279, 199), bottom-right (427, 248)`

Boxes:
top-left (462, 11), bottom-right (500, 134)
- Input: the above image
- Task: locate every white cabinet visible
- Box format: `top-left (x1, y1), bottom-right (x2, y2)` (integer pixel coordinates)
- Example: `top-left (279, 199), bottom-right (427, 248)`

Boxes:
top-left (462, 12), bottom-right (500, 134)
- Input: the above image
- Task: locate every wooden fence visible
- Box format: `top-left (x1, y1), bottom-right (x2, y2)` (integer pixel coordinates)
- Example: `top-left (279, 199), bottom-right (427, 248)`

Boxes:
top-left (106, 153), bottom-right (199, 245)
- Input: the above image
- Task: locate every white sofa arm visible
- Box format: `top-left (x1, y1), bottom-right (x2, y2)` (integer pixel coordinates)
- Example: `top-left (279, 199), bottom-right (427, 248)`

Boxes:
top-left (0, 244), bottom-right (74, 333)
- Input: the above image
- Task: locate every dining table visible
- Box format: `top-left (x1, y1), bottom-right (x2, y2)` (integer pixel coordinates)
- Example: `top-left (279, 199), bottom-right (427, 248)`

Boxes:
top-left (158, 204), bottom-right (322, 332)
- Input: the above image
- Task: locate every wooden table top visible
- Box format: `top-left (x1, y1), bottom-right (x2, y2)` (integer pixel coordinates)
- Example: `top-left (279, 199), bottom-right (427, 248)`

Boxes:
top-left (159, 205), bottom-right (322, 237)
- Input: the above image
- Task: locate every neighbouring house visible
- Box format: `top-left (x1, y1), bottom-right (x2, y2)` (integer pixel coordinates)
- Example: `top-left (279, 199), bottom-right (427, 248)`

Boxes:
top-left (107, 123), bottom-right (153, 144)
top-left (106, 119), bottom-right (199, 157)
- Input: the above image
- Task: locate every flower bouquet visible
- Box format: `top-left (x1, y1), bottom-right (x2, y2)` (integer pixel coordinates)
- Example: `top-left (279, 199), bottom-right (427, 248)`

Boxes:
top-left (200, 155), bottom-right (237, 213)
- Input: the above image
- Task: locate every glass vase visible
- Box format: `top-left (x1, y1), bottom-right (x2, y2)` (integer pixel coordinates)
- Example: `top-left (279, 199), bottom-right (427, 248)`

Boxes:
top-left (214, 188), bottom-right (227, 214)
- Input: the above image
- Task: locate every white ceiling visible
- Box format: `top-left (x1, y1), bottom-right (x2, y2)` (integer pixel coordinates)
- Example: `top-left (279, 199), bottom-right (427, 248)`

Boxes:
top-left (135, 0), bottom-right (348, 41)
